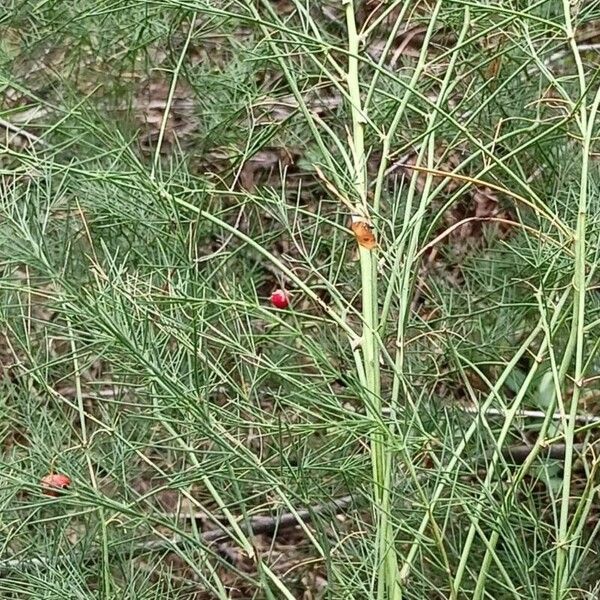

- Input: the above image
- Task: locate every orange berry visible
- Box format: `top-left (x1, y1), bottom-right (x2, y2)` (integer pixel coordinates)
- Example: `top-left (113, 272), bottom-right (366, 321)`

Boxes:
top-left (41, 473), bottom-right (71, 497)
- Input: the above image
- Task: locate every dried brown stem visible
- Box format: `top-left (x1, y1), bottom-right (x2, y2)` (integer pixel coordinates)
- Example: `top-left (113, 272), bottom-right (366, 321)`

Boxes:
top-left (0, 495), bottom-right (355, 572)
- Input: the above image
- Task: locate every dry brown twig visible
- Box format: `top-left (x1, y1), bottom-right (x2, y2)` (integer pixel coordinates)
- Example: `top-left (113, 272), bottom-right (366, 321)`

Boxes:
top-left (0, 116), bottom-right (47, 147)
top-left (0, 495), bottom-right (355, 572)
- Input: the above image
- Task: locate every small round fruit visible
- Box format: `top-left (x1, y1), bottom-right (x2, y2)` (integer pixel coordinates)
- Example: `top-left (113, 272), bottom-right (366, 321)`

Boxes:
top-left (270, 289), bottom-right (290, 309)
top-left (41, 473), bottom-right (71, 497)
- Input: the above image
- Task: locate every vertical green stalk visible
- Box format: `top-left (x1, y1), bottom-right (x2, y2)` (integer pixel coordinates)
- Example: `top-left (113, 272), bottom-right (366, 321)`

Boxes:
top-left (553, 3), bottom-right (600, 595)
top-left (554, 92), bottom-right (600, 600)
top-left (343, 1), bottom-right (400, 597)
top-left (469, 286), bottom-right (571, 598)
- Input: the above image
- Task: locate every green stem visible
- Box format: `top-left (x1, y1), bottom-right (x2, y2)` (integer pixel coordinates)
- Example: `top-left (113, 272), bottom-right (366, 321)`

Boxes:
top-left (554, 78), bottom-right (600, 600)
top-left (470, 286), bottom-right (572, 598)
top-left (553, 4), bottom-right (600, 594)
top-left (344, 1), bottom-right (400, 597)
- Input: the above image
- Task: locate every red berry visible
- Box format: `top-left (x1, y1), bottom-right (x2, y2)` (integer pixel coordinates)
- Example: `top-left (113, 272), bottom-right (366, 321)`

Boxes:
top-left (41, 473), bottom-right (71, 497)
top-left (270, 289), bottom-right (290, 309)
